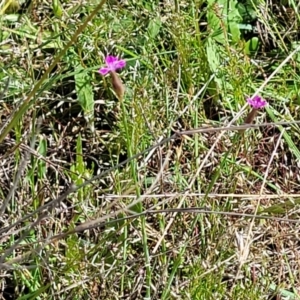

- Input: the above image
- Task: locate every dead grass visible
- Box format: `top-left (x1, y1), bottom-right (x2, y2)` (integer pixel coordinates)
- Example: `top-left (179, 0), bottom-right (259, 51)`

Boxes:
top-left (0, 0), bottom-right (300, 299)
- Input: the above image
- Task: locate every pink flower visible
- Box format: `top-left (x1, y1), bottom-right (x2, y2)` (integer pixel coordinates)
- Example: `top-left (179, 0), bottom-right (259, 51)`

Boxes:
top-left (247, 96), bottom-right (267, 109)
top-left (99, 55), bottom-right (126, 75)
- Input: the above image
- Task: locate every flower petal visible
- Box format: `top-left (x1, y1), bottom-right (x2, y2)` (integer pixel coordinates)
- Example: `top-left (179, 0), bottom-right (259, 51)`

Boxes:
top-left (100, 56), bottom-right (126, 74)
top-left (105, 56), bottom-right (118, 66)
top-left (247, 96), bottom-right (267, 109)
top-left (113, 59), bottom-right (126, 70)
top-left (99, 67), bottom-right (110, 75)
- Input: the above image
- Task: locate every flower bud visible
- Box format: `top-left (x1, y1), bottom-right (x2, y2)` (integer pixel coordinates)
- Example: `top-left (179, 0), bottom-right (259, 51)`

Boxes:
top-left (244, 108), bottom-right (258, 125)
top-left (110, 71), bottom-right (125, 100)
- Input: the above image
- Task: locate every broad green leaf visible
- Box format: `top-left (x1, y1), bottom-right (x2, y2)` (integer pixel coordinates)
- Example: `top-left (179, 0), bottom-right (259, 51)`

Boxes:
top-left (244, 37), bottom-right (259, 56)
top-left (237, 2), bottom-right (257, 22)
top-left (147, 17), bottom-right (162, 39)
top-left (74, 65), bottom-right (94, 129)
top-left (229, 22), bottom-right (241, 42)
top-left (226, 0), bottom-right (242, 42)
top-left (37, 137), bottom-right (47, 179)
top-left (238, 24), bottom-right (253, 30)
top-left (207, 0), bottom-right (242, 43)
top-left (52, 0), bottom-right (63, 18)
top-left (207, 6), bottom-right (225, 44)
top-left (259, 199), bottom-right (300, 215)
top-left (206, 37), bottom-right (223, 91)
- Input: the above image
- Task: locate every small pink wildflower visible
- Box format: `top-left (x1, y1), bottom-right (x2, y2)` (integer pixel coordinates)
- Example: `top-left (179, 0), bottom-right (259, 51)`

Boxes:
top-left (99, 55), bottom-right (126, 75)
top-left (247, 96), bottom-right (267, 109)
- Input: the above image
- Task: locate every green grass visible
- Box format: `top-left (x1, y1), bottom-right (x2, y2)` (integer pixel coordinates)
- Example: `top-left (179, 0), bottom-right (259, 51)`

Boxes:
top-left (1, 0), bottom-right (300, 299)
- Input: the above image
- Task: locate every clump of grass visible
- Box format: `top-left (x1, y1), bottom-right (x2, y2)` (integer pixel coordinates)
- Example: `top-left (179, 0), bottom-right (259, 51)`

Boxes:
top-left (0, 0), bottom-right (300, 299)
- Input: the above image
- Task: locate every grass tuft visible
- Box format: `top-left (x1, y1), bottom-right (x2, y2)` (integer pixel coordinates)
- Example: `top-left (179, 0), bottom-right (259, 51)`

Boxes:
top-left (1, 0), bottom-right (300, 299)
